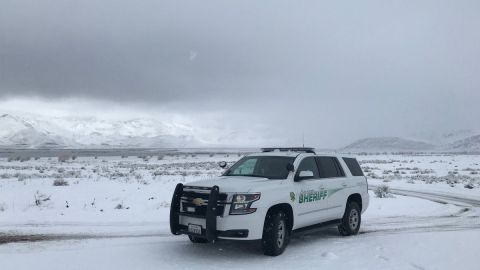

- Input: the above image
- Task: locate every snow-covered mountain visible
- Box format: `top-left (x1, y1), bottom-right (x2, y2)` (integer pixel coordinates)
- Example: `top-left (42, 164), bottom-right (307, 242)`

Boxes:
top-left (0, 113), bottom-right (222, 148)
top-left (342, 137), bottom-right (436, 152)
top-left (0, 114), bottom-right (78, 148)
top-left (342, 133), bottom-right (480, 153)
top-left (3, 112), bottom-right (479, 151)
top-left (448, 135), bottom-right (480, 152)
top-left (410, 129), bottom-right (479, 145)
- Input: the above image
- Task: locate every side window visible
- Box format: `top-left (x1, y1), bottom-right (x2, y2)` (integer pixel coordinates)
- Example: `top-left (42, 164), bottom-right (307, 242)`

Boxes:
top-left (295, 157), bottom-right (319, 179)
top-left (342, 157), bottom-right (364, 176)
top-left (316, 157), bottom-right (345, 178)
top-left (232, 158), bottom-right (257, 175)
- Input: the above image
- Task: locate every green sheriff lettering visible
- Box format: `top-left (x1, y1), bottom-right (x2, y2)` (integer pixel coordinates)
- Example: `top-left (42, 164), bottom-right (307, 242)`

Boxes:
top-left (298, 189), bottom-right (335, 204)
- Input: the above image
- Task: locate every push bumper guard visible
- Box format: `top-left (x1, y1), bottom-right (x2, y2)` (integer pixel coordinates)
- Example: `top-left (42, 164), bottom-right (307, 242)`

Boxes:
top-left (170, 183), bottom-right (227, 242)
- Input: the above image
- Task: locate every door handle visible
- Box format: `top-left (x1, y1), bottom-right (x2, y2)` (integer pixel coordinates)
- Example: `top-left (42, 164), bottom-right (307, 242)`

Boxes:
top-left (341, 183), bottom-right (348, 188)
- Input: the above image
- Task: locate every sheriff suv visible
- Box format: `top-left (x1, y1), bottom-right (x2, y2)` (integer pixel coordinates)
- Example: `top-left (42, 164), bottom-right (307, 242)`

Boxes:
top-left (170, 147), bottom-right (369, 256)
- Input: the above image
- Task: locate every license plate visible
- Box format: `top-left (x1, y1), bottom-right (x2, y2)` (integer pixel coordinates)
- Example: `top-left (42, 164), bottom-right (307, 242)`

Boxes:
top-left (188, 224), bottom-right (202, 235)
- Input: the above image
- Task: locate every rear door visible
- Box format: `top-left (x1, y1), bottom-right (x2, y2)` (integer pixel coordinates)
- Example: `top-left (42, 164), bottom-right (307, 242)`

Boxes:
top-left (340, 157), bottom-right (368, 211)
top-left (315, 156), bottom-right (348, 219)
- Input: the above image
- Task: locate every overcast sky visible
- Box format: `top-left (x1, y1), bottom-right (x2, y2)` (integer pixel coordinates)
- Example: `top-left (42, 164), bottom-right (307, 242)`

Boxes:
top-left (1, 0), bottom-right (479, 147)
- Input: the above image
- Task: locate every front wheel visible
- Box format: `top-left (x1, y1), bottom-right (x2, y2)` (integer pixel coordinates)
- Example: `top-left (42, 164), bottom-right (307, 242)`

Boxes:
top-left (261, 210), bottom-right (290, 256)
top-left (338, 201), bottom-right (361, 236)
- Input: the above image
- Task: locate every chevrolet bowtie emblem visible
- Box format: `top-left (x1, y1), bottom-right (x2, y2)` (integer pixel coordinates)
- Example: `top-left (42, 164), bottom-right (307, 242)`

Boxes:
top-left (192, 198), bottom-right (205, 206)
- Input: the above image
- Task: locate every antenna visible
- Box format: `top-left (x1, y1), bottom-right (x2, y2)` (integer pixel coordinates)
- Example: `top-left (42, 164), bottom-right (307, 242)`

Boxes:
top-left (302, 132), bottom-right (305, 147)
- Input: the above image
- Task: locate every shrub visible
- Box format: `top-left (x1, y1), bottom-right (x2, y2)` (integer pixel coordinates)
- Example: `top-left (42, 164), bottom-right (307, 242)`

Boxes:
top-left (34, 191), bottom-right (51, 206)
top-left (374, 185), bottom-right (392, 198)
top-left (8, 156), bottom-right (20, 162)
top-left (464, 183), bottom-right (475, 189)
top-left (20, 156), bottom-right (31, 162)
top-left (366, 172), bottom-right (380, 179)
top-left (137, 178), bottom-right (149, 185)
top-left (58, 155), bottom-right (70, 162)
top-left (53, 177), bottom-right (69, 186)
top-left (114, 201), bottom-right (130, 210)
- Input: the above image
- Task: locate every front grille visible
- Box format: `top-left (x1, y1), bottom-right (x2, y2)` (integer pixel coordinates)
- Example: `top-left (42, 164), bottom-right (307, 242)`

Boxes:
top-left (182, 191), bottom-right (228, 201)
top-left (180, 189), bottom-right (228, 216)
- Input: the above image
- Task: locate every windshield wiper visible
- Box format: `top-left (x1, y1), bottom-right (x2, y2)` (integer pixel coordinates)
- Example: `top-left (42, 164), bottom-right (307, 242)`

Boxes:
top-left (239, 174), bottom-right (269, 178)
top-left (226, 174), bottom-right (268, 178)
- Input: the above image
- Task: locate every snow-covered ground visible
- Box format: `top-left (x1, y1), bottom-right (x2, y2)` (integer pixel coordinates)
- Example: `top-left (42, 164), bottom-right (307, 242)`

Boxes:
top-left (1, 153), bottom-right (479, 269)
top-left (360, 154), bottom-right (480, 199)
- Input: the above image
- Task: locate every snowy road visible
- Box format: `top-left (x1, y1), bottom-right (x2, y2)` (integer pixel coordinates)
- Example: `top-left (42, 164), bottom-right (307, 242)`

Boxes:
top-left (1, 188), bottom-right (479, 270)
top-left (377, 186), bottom-right (480, 207)
top-left (364, 186), bottom-right (480, 235)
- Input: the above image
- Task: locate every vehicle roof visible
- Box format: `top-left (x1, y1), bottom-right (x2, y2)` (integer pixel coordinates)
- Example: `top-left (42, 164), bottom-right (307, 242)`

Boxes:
top-left (247, 151), bottom-right (302, 158)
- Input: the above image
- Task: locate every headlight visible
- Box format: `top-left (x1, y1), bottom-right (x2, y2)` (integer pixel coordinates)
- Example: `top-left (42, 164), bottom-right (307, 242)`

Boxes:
top-left (230, 193), bottom-right (261, 215)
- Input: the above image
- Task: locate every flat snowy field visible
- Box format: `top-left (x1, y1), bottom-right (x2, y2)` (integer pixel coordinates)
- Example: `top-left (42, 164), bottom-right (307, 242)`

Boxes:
top-left (0, 153), bottom-right (479, 270)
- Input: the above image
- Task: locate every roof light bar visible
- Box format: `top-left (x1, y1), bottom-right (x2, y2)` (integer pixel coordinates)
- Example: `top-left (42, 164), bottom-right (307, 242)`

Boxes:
top-left (260, 147), bottom-right (316, 154)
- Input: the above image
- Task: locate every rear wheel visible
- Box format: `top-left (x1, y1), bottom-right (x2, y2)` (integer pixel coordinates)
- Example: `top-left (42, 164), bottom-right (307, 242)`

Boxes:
top-left (338, 201), bottom-right (361, 236)
top-left (261, 210), bottom-right (290, 256)
top-left (188, 235), bottom-right (208, 243)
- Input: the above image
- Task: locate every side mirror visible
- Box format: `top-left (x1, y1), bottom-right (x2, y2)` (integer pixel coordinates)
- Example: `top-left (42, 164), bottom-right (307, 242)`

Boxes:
top-left (286, 163), bottom-right (294, 172)
top-left (299, 170), bottom-right (314, 178)
top-left (295, 170), bottom-right (314, 181)
top-left (218, 161), bottom-right (227, 168)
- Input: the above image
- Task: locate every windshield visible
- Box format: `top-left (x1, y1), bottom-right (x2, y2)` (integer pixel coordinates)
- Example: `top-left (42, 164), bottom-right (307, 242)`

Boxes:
top-left (224, 156), bottom-right (294, 179)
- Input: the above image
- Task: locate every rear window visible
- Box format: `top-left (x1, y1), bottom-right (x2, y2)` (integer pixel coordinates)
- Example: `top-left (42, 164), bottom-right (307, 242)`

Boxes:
top-left (343, 157), bottom-right (364, 176)
top-left (315, 157), bottom-right (345, 178)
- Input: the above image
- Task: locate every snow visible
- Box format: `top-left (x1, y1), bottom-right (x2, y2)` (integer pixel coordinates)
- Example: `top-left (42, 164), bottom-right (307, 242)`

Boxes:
top-left (0, 226), bottom-right (478, 270)
top-left (359, 154), bottom-right (480, 198)
top-left (0, 113), bottom-right (282, 148)
top-left (0, 153), bottom-right (479, 269)
top-left (364, 191), bottom-right (459, 219)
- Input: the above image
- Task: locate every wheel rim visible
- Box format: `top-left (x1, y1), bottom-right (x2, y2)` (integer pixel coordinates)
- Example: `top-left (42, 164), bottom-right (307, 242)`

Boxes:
top-left (349, 209), bottom-right (359, 230)
top-left (277, 220), bottom-right (286, 248)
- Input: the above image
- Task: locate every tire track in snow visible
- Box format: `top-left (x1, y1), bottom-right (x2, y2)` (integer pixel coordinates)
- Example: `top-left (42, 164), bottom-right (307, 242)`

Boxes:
top-left (364, 186), bottom-right (480, 235)
top-left (0, 232), bottom-right (173, 245)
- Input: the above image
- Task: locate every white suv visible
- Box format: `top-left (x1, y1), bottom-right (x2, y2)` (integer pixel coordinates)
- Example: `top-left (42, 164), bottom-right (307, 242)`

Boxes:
top-left (170, 147), bottom-right (369, 256)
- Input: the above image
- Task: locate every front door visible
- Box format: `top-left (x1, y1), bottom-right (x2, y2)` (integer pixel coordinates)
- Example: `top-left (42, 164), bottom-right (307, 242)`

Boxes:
top-left (294, 157), bottom-right (331, 228)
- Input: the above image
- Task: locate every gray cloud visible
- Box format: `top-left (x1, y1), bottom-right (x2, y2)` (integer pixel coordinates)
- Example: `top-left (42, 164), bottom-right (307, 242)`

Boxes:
top-left (1, 0), bottom-right (480, 147)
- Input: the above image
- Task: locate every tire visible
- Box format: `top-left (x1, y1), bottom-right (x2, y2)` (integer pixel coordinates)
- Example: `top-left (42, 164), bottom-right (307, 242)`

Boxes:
top-left (261, 210), bottom-right (290, 256)
top-left (338, 201), bottom-right (361, 236)
top-left (188, 235), bottom-right (209, 243)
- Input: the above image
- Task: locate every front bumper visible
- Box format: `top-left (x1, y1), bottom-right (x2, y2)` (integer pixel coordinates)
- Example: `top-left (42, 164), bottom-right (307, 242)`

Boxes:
top-left (170, 184), bottom-right (265, 241)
